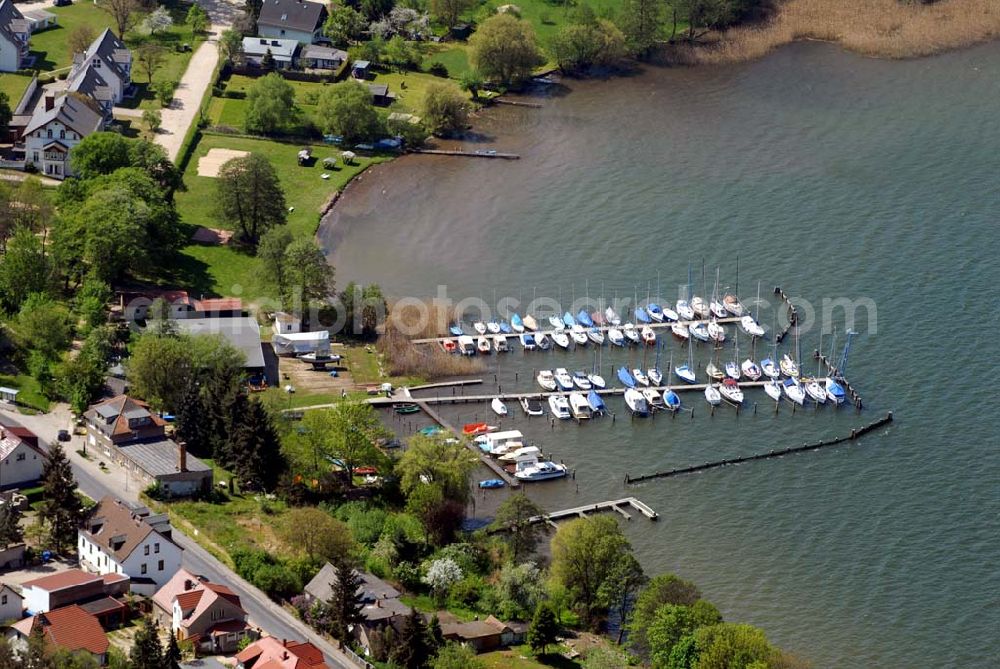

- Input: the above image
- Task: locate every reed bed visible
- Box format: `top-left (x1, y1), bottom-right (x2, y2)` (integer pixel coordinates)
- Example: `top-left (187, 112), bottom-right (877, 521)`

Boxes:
top-left (682, 0), bottom-right (1000, 64)
top-left (378, 302), bottom-right (484, 379)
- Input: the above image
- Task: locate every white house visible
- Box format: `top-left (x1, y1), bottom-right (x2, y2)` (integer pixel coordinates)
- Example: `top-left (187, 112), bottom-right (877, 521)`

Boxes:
top-left (257, 0), bottom-right (326, 44)
top-left (0, 0), bottom-right (30, 73)
top-left (0, 584), bottom-right (22, 623)
top-left (21, 94), bottom-right (104, 178)
top-left (241, 36), bottom-right (298, 69)
top-left (78, 497), bottom-right (183, 596)
top-left (71, 28), bottom-right (132, 104)
top-left (0, 426), bottom-right (46, 490)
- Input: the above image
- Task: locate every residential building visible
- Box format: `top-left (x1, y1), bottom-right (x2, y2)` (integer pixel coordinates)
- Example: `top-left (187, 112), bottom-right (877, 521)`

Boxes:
top-left (119, 289), bottom-right (245, 322)
top-left (8, 605), bottom-right (110, 664)
top-left (21, 569), bottom-right (129, 625)
top-left (152, 569), bottom-right (255, 655)
top-left (0, 583), bottom-right (22, 623)
top-left (438, 614), bottom-right (527, 653)
top-left (0, 425), bottom-right (46, 489)
top-left (77, 496), bottom-right (183, 595)
top-left (257, 0), bottom-right (327, 44)
top-left (241, 36), bottom-right (298, 69)
top-left (0, 0), bottom-right (30, 73)
top-left (21, 93), bottom-right (104, 178)
top-left (65, 55), bottom-right (117, 124)
top-left (273, 311), bottom-right (301, 335)
top-left (172, 316), bottom-right (266, 370)
top-left (71, 28), bottom-right (132, 104)
top-left (83, 395), bottom-right (212, 497)
top-left (236, 636), bottom-right (329, 669)
top-left (298, 44), bottom-right (347, 70)
top-left (20, 8), bottom-right (56, 33)
top-left (303, 562), bottom-right (401, 605)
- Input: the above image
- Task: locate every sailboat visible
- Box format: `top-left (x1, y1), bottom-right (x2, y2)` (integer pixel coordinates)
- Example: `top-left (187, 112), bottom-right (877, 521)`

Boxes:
top-left (693, 261), bottom-right (709, 318)
top-left (719, 377), bottom-right (744, 404)
top-left (725, 334), bottom-right (740, 379)
top-left (708, 320), bottom-right (726, 342)
top-left (587, 328), bottom-right (605, 345)
top-left (562, 312), bottom-right (576, 328)
top-left (740, 315), bottom-right (765, 338)
top-left (617, 367), bottom-right (636, 388)
top-left (663, 387), bottom-right (681, 411)
top-left (676, 264), bottom-right (696, 321)
top-left (576, 310), bottom-right (594, 327)
top-left (671, 322), bottom-right (690, 340)
top-left (704, 383), bottom-right (721, 406)
top-left (780, 354), bottom-right (799, 377)
top-left (473, 321), bottom-right (487, 335)
top-left (587, 389), bottom-right (606, 414)
top-left (624, 388), bottom-right (649, 416)
top-left (486, 320), bottom-right (501, 334)
top-left (688, 322), bottom-right (709, 342)
top-left (536, 333), bottom-right (551, 350)
top-left (608, 328), bottom-right (625, 346)
top-left (523, 314), bottom-right (538, 331)
top-left (605, 306), bottom-right (621, 326)
top-left (805, 378), bottom-right (827, 404)
top-left (511, 314), bottom-right (524, 333)
top-left (710, 268), bottom-right (727, 319)
top-left (548, 315), bottom-right (564, 330)
top-left (661, 304), bottom-right (679, 322)
top-left (764, 377), bottom-right (782, 402)
top-left (641, 325), bottom-right (656, 345)
top-left (648, 344), bottom-right (664, 386)
top-left (675, 336), bottom-right (696, 383)
top-left (623, 323), bottom-right (640, 344)
top-left (449, 323), bottom-right (464, 336)
top-left (588, 371), bottom-right (606, 389)
top-left (741, 358), bottom-right (762, 380)
top-left (499, 321), bottom-right (512, 334)
top-left (636, 306), bottom-right (653, 323)
top-left (491, 398), bottom-right (508, 416)
top-left (642, 387), bottom-right (664, 411)
top-left (631, 368), bottom-right (650, 386)
top-left (826, 377), bottom-right (846, 404)
top-left (723, 260), bottom-right (744, 316)
top-left (783, 378), bottom-right (805, 405)
top-left (591, 310), bottom-right (605, 326)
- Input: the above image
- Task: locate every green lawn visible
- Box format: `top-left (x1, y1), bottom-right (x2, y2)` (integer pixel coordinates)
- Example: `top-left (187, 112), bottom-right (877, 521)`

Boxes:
top-left (476, 0), bottom-right (624, 43)
top-left (28, 0), bottom-right (204, 110)
top-left (421, 44), bottom-right (473, 79)
top-left (0, 373), bottom-right (51, 412)
top-left (481, 645), bottom-right (582, 669)
top-left (0, 73), bottom-right (35, 107)
top-left (173, 133), bottom-right (389, 298)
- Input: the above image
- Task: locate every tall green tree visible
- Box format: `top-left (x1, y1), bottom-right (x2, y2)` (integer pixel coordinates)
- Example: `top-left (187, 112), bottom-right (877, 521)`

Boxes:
top-left (163, 633), bottom-right (182, 669)
top-left (527, 602), bottom-right (559, 654)
top-left (296, 402), bottom-right (389, 481)
top-left (599, 552), bottom-right (647, 643)
top-left (244, 72), bottom-right (297, 134)
top-left (618, 0), bottom-right (664, 56)
top-left (391, 607), bottom-right (431, 669)
top-left (550, 19), bottom-right (627, 71)
top-left (40, 443), bottom-right (85, 554)
top-left (14, 294), bottom-right (71, 361)
top-left (0, 92), bottom-right (10, 136)
top-left (174, 382), bottom-right (212, 457)
top-left (68, 132), bottom-right (131, 178)
top-left (283, 238), bottom-right (335, 303)
top-left (491, 494), bottom-right (545, 562)
top-left (469, 14), bottom-right (544, 86)
top-left (627, 573), bottom-right (703, 659)
top-left (129, 617), bottom-right (164, 669)
top-left (225, 397), bottom-right (286, 491)
top-left (396, 434), bottom-right (475, 504)
top-left (550, 516), bottom-right (632, 627)
top-left (326, 554), bottom-right (365, 641)
top-left (216, 153), bottom-right (287, 247)
top-left (429, 0), bottom-right (472, 28)
top-left (324, 5), bottom-right (367, 46)
top-left (316, 81), bottom-right (380, 143)
top-left (686, 622), bottom-right (778, 669)
top-left (0, 502), bottom-right (23, 547)
top-left (422, 83), bottom-right (469, 136)
top-left (257, 227), bottom-right (293, 295)
top-left (647, 601), bottom-right (722, 668)
top-left (0, 226), bottom-right (50, 312)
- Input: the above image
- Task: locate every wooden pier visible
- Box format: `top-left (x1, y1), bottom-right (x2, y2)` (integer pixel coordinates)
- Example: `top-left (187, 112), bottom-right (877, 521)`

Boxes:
top-left (493, 98), bottom-right (543, 108)
top-left (406, 379), bottom-right (484, 393)
top-left (415, 401), bottom-right (520, 488)
top-left (410, 149), bottom-right (520, 160)
top-left (526, 497), bottom-right (658, 528)
top-left (772, 286), bottom-right (798, 344)
top-left (813, 350), bottom-right (864, 409)
top-left (624, 412), bottom-right (893, 484)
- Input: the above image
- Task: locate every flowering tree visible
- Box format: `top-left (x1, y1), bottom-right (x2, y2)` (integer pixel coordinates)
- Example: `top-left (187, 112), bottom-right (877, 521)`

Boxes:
top-left (423, 557), bottom-right (463, 605)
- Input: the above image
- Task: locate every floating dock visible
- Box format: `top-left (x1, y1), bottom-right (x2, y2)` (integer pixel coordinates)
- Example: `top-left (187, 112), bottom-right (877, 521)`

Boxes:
top-left (517, 497), bottom-right (657, 529)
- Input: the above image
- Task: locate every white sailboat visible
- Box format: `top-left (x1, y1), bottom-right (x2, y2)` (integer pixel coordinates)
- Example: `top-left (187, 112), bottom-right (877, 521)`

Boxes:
top-left (741, 358), bottom-right (762, 380)
top-left (551, 331), bottom-right (570, 349)
top-left (671, 322), bottom-right (689, 339)
top-left (641, 325), bottom-right (656, 345)
top-left (804, 378), bottom-right (827, 404)
top-left (704, 383), bottom-right (722, 406)
top-left (493, 335), bottom-right (508, 352)
top-left (623, 323), bottom-right (640, 344)
top-left (782, 378), bottom-right (806, 405)
top-left (569, 325), bottom-right (588, 346)
top-left (608, 328), bottom-right (625, 346)
top-left (631, 368), bottom-right (650, 386)
top-left (719, 378), bottom-right (744, 404)
top-left (740, 315), bottom-right (765, 338)
top-left (523, 314), bottom-right (538, 331)
top-left (688, 322), bottom-right (709, 342)
top-left (473, 321), bottom-right (487, 335)
top-left (605, 306), bottom-right (621, 326)
top-left (490, 398), bottom-right (508, 416)
top-left (548, 315), bottom-right (564, 330)
top-left (675, 335), bottom-right (697, 384)
top-left (710, 268), bottom-right (728, 319)
top-left (624, 388), bottom-right (649, 416)
top-left (764, 378), bottom-right (782, 402)
top-left (642, 387), bottom-right (664, 410)
top-left (708, 320), bottom-right (726, 342)
top-left (587, 328), bottom-right (605, 345)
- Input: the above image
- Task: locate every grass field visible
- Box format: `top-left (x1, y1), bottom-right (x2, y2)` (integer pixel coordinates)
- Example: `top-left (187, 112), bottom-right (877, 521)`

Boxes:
top-left (421, 44), bottom-right (473, 79)
top-left (476, 0), bottom-right (624, 43)
top-left (0, 73), bottom-right (35, 107)
top-left (173, 133), bottom-right (389, 298)
top-left (0, 373), bottom-right (51, 412)
top-left (480, 645), bottom-right (582, 669)
top-left (27, 0), bottom-right (204, 110)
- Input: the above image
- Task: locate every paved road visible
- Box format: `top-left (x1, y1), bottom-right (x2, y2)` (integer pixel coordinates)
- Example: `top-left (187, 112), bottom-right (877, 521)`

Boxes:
top-left (2, 406), bottom-right (358, 669)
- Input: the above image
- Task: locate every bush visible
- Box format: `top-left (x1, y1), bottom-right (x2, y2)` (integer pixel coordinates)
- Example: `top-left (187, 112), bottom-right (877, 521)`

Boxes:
top-left (393, 561), bottom-right (423, 591)
top-left (448, 574), bottom-right (486, 609)
top-left (232, 548), bottom-right (303, 600)
top-left (428, 62), bottom-right (449, 77)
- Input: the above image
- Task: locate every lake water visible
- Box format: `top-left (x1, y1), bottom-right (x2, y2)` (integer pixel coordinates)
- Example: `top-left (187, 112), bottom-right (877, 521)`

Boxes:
top-left (319, 42), bottom-right (1000, 668)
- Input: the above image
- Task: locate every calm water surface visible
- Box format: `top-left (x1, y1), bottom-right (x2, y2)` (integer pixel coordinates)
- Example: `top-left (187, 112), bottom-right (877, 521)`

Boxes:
top-left (320, 42), bottom-right (1000, 668)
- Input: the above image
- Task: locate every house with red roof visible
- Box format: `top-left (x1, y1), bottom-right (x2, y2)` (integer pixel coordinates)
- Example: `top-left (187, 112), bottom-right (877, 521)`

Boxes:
top-left (236, 636), bottom-right (329, 669)
top-left (7, 604), bottom-right (109, 664)
top-left (0, 424), bottom-right (46, 490)
top-left (21, 568), bottom-right (129, 629)
top-left (152, 568), bottom-right (255, 655)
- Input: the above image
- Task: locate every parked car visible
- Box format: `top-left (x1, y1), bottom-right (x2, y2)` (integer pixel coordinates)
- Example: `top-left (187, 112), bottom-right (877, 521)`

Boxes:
top-left (57, 430), bottom-right (70, 442)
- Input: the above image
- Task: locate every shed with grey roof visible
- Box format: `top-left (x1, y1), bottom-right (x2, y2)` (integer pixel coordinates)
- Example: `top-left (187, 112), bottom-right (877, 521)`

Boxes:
top-left (171, 316), bottom-right (265, 369)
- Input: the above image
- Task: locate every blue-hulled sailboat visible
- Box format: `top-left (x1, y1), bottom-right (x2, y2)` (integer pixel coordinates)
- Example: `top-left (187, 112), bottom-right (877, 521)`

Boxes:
top-left (617, 367), bottom-right (636, 388)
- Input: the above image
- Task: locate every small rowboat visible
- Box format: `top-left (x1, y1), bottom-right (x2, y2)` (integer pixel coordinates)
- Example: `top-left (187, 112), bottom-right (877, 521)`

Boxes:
top-left (479, 479), bottom-right (505, 489)
top-left (462, 422), bottom-right (496, 436)
top-left (394, 403), bottom-right (420, 414)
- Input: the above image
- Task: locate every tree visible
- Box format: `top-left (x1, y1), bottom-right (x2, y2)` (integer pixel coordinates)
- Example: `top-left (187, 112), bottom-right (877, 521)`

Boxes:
top-left (458, 69), bottom-right (484, 100)
top-left (75, 278), bottom-right (112, 330)
top-left (68, 132), bottom-right (131, 178)
top-left (187, 4), bottom-right (209, 34)
top-left (225, 397), bottom-right (286, 491)
top-left (0, 502), bottom-right (22, 547)
top-left (599, 553), bottom-right (647, 643)
top-left (469, 14), bottom-right (544, 86)
top-left (491, 493), bottom-right (544, 562)
top-left (244, 72), bottom-right (296, 134)
top-left (1, 176), bottom-right (52, 243)
top-left (687, 623), bottom-right (778, 669)
top-left (100, 0), bottom-right (141, 37)
top-left (163, 633), bottom-right (182, 669)
top-left (550, 19), bottom-right (627, 71)
top-left (257, 227), bottom-right (293, 295)
top-left (384, 35), bottom-right (419, 70)
top-left (14, 294), bottom-right (71, 360)
top-left (527, 602), bottom-right (559, 654)
top-left (422, 83), bottom-right (468, 136)
top-left (143, 109), bottom-right (162, 133)
top-left (627, 574), bottom-right (703, 659)
top-left (550, 516), bottom-right (632, 627)
top-left (137, 44), bottom-right (165, 83)
top-left (174, 382), bottom-right (211, 456)
top-left (128, 138), bottom-right (183, 194)
top-left (68, 25), bottom-right (97, 57)
top-left (432, 643), bottom-right (485, 669)
top-left (326, 554), bottom-right (365, 641)
top-left (219, 28), bottom-right (243, 64)
top-left (144, 6), bottom-right (173, 34)
top-left (129, 617), bottom-right (164, 669)
top-left (0, 92), bottom-right (8, 136)
top-left (216, 153), bottom-right (287, 246)
top-left (429, 0), bottom-right (472, 29)
top-left (153, 79), bottom-right (179, 106)
top-left (617, 0), bottom-right (663, 57)
top-left (426, 613), bottom-right (444, 653)
top-left (422, 557), bottom-right (462, 604)
top-left (647, 601), bottom-right (722, 668)
top-left (40, 443), bottom-right (85, 554)
top-left (0, 227), bottom-right (50, 313)
top-left (396, 435), bottom-right (475, 505)
top-left (496, 561), bottom-right (544, 620)
top-left (324, 5), bottom-right (366, 46)
top-left (283, 238), bottom-right (334, 303)
top-left (279, 507), bottom-right (357, 563)
top-left (391, 608), bottom-right (431, 669)
top-left (296, 402), bottom-right (388, 480)
top-left (316, 81), bottom-right (379, 143)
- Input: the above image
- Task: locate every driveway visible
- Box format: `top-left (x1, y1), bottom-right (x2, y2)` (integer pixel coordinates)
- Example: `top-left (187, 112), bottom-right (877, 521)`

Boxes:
top-left (1, 405), bottom-right (359, 669)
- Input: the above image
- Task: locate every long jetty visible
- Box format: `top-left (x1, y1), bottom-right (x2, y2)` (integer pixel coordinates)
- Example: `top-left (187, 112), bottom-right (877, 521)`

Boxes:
top-left (624, 412), bottom-right (893, 484)
top-left (415, 400), bottom-right (520, 488)
top-left (526, 497), bottom-right (658, 528)
top-left (409, 149), bottom-right (520, 160)
top-left (773, 286), bottom-right (798, 344)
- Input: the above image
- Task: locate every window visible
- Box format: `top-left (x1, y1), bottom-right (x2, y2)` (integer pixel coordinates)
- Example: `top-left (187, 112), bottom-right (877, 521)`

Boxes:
top-left (144, 545), bottom-right (150, 556)
top-left (15, 452), bottom-right (24, 461)
top-left (47, 129), bottom-right (52, 138)
top-left (158, 560), bottom-right (164, 571)
top-left (32, 151), bottom-right (39, 163)
top-left (1, 595), bottom-right (6, 606)
top-left (154, 543), bottom-right (160, 554)
top-left (141, 563), bottom-right (147, 575)
top-left (59, 129), bottom-right (65, 139)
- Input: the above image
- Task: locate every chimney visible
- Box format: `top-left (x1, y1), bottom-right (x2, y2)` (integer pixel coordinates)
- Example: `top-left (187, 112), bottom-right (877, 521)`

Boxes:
top-left (177, 441), bottom-right (187, 472)
top-left (44, 95), bottom-right (54, 111)
top-left (184, 579), bottom-right (193, 591)
top-left (282, 651), bottom-right (289, 660)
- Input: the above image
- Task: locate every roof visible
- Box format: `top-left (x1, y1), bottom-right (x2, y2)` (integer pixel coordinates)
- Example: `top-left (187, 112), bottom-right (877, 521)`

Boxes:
top-left (257, 0), bottom-right (326, 34)
top-left (300, 44), bottom-right (347, 62)
top-left (441, 616), bottom-right (508, 641)
top-left (0, 0), bottom-right (28, 48)
top-left (116, 438), bottom-right (211, 478)
top-left (153, 569), bottom-right (246, 631)
top-left (360, 596), bottom-right (410, 623)
top-left (304, 563), bottom-right (400, 605)
top-left (83, 395), bottom-right (166, 441)
top-left (194, 297), bottom-right (243, 312)
top-left (241, 36), bottom-right (298, 59)
top-left (171, 316), bottom-right (264, 368)
top-left (22, 569), bottom-right (102, 593)
top-left (11, 605), bottom-right (109, 656)
top-left (23, 94), bottom-right (103, 137)
top-left (368, 84), bottom-right (389, 97)
top-left (236, 636), bottom-right (329, 669)
top-left (81, 28), bottom-right (131, 83)
top-left (78, 596), bottom-right (127, 617)
top-left (66, 56), bottom-right (116, 104)
top-left (352, 60), bottom-right (370, 69)
top-left (0, 583), bottom-right (22, 599)
top-left (0, 428), bottom-right (46, 461)
top-left (79, 496), bottom-right (178, 563)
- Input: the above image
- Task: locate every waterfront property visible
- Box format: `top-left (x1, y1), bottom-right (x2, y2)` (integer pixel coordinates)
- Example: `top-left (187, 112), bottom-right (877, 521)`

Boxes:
top-left (78, 496), bottom-right (183, 594)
